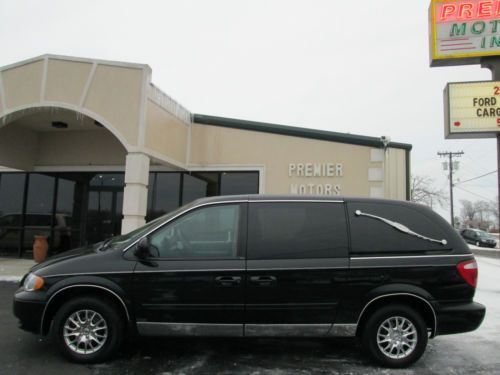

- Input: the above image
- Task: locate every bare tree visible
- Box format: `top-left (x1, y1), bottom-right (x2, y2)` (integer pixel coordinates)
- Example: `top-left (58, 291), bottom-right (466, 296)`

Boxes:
top-left (410, 175), bottom-right (448, 209)
top-left (460, 199), bottom-right (494, 230)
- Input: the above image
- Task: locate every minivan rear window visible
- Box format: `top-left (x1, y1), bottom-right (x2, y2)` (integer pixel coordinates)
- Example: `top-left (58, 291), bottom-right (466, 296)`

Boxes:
top-left (347, 202), bottom-right (451, 255)
top-left (247, 202), bottom-right (348, 259)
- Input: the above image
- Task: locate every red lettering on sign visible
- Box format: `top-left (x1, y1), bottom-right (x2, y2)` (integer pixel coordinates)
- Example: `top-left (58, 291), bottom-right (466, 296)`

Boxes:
top-left (458, 3), bottom-right (475, 18)
top-left (478, 1), bottom-right (494, 17)
top-left (440, 4), bottom-right (458, 20)
top-left (454, 121), bottom-right (461, 127)
top-left (438, 0), bottom-right (500, 22)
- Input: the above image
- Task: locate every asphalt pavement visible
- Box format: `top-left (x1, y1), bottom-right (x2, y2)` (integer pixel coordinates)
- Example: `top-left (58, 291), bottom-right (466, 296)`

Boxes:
top-left (0, 255), bottom-right (499, 374)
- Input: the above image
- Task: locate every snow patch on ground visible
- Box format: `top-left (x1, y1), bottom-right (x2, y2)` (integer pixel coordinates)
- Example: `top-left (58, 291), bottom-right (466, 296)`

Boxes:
top-left (0, 275), bottom-right (21, 282)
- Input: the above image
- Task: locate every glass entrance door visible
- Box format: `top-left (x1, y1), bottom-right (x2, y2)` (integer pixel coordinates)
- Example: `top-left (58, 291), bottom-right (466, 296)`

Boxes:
top-left (85, 174), bottom-right (124, 245)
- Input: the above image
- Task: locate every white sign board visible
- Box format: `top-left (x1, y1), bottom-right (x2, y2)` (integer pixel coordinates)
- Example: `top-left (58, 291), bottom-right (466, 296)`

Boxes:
top-left (444, 81), bottom-right (500, 138)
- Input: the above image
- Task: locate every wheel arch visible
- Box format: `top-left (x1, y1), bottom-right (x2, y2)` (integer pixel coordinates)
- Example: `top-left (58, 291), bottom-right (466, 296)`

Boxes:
top-left (356, 293), bottom-right (437, 338)
top-left (40, 283), bottom-right (132, 335)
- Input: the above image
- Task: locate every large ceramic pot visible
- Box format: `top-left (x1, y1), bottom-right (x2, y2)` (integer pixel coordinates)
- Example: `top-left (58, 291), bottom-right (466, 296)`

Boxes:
top-left (33, 235), bottom-right (49, 263)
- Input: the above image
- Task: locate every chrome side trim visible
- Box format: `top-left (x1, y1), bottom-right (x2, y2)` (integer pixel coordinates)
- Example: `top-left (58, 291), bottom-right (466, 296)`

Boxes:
top-left (40, 284), bottom-right (131, 334)
top-left (350, 254), bottom-right (472, 260)
top-left (244, 324), bottom-right (330, 337)
top-left (356, 293), bottom-right (437, 338)
top-left (328, 324), bottom-right (357, 337)
top-left (43, 271), bottom-right (134, 278)
top-left (133, 268), bottom-right (244, 274)
top-left (251, 200), bottom-right (344, 203)
top-left (137, 322), bottom-right (243, 337)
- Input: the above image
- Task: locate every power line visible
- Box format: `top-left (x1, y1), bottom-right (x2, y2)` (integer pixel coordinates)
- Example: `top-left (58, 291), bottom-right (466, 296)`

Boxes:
top-left (454, 186), bottom-right (496, 203)
top-left (455, 170), bottom-right (498, 185)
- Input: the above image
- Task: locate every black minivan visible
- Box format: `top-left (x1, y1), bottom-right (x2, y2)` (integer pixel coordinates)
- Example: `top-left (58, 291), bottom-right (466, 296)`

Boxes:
top-left (13, 195), bottom-right (485, 368)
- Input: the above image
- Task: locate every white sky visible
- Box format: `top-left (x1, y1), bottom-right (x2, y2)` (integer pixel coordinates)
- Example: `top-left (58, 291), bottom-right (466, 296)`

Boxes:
top-left (0, 0), bottom-right (498, 221)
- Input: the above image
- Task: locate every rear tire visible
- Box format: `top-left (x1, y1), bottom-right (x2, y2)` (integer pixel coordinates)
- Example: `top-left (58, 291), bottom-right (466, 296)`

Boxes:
top-left (361, 304), bottom-right (428, 368)
top-left (53, 296), bottom-right (124, 363)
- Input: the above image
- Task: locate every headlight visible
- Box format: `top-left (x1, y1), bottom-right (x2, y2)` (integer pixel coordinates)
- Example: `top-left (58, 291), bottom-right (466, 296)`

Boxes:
top-left (23, 273), bottom-right (44, 291)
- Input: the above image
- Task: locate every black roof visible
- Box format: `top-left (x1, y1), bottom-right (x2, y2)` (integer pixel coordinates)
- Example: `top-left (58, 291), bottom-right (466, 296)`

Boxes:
top-left (193, 114), bottom-right (412, 151)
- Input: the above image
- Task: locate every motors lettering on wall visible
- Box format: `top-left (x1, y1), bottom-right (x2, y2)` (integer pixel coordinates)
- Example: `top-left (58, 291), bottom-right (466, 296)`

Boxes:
top-left (288, 163), bottom-right (343, 196)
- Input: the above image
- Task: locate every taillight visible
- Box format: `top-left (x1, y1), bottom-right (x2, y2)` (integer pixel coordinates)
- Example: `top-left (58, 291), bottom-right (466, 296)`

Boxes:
top-left (457, 259), bottom-right (478, 288)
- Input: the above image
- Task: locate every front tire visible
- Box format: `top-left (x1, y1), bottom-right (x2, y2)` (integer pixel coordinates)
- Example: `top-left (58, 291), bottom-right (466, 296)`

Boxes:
top-left (53, 296), bottom-right (124, 363)
top-left (361, 304), bottom-right (428, 368)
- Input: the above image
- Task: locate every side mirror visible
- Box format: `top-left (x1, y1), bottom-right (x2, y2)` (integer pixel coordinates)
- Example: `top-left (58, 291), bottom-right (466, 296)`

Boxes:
top-left (134, 237), bottom-right (150, 259)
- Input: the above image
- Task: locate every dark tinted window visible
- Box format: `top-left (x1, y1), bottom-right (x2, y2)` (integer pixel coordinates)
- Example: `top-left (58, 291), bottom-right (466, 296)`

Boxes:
top-left (347, 202), bottom-right (452, 255)
top-left (0, 173), bottom-right (25, 218)
top-left (220, 172), bottom-right (259, 195)
top-left (247, 202), bottom-right (348, 259)
top-left (26, 174), bottom-right (55, 215)
top-left (147, 173), bottom-right (181, 220)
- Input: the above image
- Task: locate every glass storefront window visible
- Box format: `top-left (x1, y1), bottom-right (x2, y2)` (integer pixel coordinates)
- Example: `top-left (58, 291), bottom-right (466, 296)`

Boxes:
top-left (0, 170), bottom-right (259, 257)
top-left (147, 173), bottom-right (181, 221)
top-left (220, 172), bottom-right (259, 195)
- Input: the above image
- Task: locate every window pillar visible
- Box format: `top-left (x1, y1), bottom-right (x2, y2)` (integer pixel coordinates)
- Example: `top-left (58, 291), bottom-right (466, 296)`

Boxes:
top-left (121, 153), bottom-right (150, 234)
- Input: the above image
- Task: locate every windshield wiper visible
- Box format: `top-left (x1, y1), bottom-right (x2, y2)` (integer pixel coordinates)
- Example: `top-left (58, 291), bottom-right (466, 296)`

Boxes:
top-left (355, 210), bottom-right (448, 246)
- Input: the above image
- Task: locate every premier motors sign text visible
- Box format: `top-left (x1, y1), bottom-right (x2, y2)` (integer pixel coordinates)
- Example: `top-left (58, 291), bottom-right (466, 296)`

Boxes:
top-left (288, 163), bottom-right (343, 195)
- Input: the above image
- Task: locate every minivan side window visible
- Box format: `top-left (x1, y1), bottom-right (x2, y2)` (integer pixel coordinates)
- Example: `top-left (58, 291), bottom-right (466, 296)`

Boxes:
top-left (149, 204), bottom-right (240, 259)
top-left (347, 202), bottom-right (451, 255)
top-left (247, 202), bottom-right (348, 259)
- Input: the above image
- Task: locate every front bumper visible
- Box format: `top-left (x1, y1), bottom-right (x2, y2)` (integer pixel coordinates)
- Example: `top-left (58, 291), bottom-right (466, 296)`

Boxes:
top-left (435, 301), bottom-right (486, 336)
top-left (13, 288), bottom-right (46, 334)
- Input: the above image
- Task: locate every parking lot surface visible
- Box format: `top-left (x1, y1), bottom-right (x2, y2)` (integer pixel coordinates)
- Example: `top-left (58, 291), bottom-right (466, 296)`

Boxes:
top-left (1, 256), bottom-right (499, 375)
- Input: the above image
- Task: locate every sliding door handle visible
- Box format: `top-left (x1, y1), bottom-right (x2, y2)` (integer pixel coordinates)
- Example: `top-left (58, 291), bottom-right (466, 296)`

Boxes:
top-left (250, 275), bottom-right (277, 286)
top-left (215, 276), bottom-right (242, 287)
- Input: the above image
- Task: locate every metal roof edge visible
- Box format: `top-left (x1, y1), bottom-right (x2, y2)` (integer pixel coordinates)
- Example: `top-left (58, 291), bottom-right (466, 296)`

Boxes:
top-left (193, 114), bottom-right (412, 151)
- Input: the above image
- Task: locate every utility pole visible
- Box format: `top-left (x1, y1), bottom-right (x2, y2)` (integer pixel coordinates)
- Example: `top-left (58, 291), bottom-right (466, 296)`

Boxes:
top-left (438, 151), bottom-right (464, 228)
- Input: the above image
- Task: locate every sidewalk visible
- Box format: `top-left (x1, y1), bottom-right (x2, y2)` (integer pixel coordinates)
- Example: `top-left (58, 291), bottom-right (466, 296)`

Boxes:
top-left (0, 257), bottom-right (35, 282)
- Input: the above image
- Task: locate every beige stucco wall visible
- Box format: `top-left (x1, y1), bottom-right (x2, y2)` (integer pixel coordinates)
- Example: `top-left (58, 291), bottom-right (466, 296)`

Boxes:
top-left (36, 130), bottom-right (127, 166)
top-left (189, 124), bottom-right (408, 198)
top-left (0, 55), bottom-right (409, 202)
top-left (45, 60), bottom-right (93, 105)
top-left (2, 60), bottom-right (44, 109)
top-left (0, 125), bottom-right (38, 170)
top-left (144, 100), bottom-right (188, 165)
top-left (83, 64), bottom-right (143, 146)
top-left (0, 56), bottom-right (149, 152)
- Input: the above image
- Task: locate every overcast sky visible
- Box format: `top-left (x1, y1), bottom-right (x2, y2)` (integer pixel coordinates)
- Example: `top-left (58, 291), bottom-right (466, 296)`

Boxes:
top-left (0, 0), bottom-right (497, 221)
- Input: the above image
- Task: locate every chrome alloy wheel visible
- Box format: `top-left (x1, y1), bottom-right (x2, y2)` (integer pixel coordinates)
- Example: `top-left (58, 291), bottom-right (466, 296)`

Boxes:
top-left (63, 309), bottom-right (108, 355)
top-left (376, 316), bottom-right (418, 359)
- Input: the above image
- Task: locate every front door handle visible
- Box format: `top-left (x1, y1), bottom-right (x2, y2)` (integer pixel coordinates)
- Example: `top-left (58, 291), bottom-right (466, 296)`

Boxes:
top-left (250, 275), bottom-right (277, 286)
top-left (215, 276), bottom-right (242, 287)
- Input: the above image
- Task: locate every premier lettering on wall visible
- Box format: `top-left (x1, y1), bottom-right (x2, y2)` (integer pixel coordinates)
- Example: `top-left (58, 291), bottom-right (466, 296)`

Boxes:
top-left (444, 80), bottom-right (500, 138)
top-left (429, 0), bottom-right (500, 66)
top-left (288, 163), bottom-right (343, 195)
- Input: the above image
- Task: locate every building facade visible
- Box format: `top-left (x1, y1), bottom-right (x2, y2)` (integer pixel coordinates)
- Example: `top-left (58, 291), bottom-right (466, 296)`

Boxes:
top-left (0, 55), bottom-right (411, 257)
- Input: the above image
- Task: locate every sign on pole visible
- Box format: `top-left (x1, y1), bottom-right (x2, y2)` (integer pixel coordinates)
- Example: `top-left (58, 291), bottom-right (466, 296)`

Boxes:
top-left (444, 81), bottom-right (500, 138)
top-left (430, 0), bottom-right (500, 66)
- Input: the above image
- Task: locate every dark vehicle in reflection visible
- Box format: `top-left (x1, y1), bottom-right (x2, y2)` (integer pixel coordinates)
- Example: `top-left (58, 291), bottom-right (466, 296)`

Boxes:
top-left (13, 195), bottom-right (485, 368)
top-left (460, 228), bottom-right (497, 248)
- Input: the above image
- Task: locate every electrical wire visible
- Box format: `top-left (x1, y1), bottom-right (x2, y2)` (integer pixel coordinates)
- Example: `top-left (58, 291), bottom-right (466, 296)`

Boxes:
top-left (455, 170), bottom-right (498, 185)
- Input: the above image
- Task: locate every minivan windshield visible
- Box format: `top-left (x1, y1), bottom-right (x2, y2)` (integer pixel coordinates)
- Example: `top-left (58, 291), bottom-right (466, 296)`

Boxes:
top-left (100, 205), bottom-right (188, 250)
